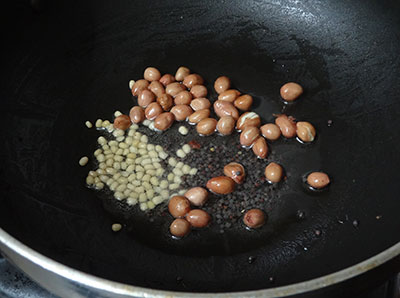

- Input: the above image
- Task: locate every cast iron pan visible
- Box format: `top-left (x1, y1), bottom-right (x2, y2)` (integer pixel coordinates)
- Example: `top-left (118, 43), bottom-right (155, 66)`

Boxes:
top-left (1, 0), bottom-right (400, 293)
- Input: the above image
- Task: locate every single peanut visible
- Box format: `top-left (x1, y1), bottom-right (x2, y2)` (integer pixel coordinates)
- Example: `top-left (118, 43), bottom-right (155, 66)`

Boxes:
top-left (113, 115), bottom-right (131, 130)
top-left (183, 74), bottom-right (204, 89)
top-left (143, 67), bottom-right (161, 81)
top-left (275, 114), bottom-right (297, 138)
top-left (265, 162), bottom-right (283, 183)
top-left (171, 105), bottom-right (193, 121)
top-left (218, 89), bottom-right (241, 102)
top-left (186, 209), bottom-right (211, 228)
top-left (243, 209), bottom-right (266, 229)
top-left (206, 176), bottom-right (235, 194)
top-left (148, 81), bottom-right (165, 97)
top-left (280, 82), bottom-right (303, 101)
top-left (216, 116), bottom-right (235, 135)
top-left (174, 90), bottom-right (193, 105)
top-left (154, 112), bottom-right (175, 131)
top-left (214, 76), bottom-right (231, 94)
top-left (184, 187), bottom-right (209, 206)
top-left (175, 66), bottom-right (190, 81)
top-left (307, 172), bottom-right (330, 189)
top-left (166, 82), bottom-right (186, 97)
top-left (196, 118), bottom-right (217, 136)
top-left (261, 123), bottom-right (281, 141)
top-left (240, 126), bottom-right (260, 147)
top-left (137, 89), bottom-right (156, 107)
top-left (187, 109), bottom-right (210, 124)
top-left (236, 112), bottom-right (261, 131)
top-left (223, 162), bottom-right (245, 184)
top-left (213, 100), bottom-right (239, 120)
top-left (190, 85), bottom-right (208, 98)
top-left (190, 98), bottom-right (211, 111)
top-left (131, 79), bottom-right (149, 96)
top-left (129, 106), bottom-right (145, 124)
top-left (156, 94), bottom-right (173, 111)
top-left (234, 94), bottom-right (253, 111)
top-left (159, 74), bottom-right (176, 87)
top-left (145, 102), bottom-right (163, 120)
top-left (252, 137), bottom-right (268, 159)
top-left (296, 121), bottom-right (316, 142)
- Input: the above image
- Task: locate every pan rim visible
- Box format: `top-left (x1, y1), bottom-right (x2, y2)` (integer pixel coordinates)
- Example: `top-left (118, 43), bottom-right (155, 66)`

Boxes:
top-left (0, 228), bottom-right (399, 297)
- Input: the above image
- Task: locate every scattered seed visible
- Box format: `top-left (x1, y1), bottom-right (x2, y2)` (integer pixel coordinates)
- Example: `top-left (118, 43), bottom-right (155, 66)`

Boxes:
top-left (79, 156), bottom-right (89, 166)
top-left (178, 126), bottom-right (189, 135)
top-left (112, 223), bottom-right (122, 232)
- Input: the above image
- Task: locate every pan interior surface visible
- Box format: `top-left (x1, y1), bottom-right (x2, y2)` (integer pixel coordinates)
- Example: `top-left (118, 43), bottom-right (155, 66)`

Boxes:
top-left (1, 0), bottom-right (400, 292)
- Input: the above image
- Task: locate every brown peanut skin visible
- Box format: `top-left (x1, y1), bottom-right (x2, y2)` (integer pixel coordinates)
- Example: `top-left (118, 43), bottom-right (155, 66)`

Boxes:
top-left (175, 66), bottom-right (190, 81)
top-left (154, 112), bottom-right (175, 131)
top-left (188, 109), bottom-right (210, 124)
top-left (214, 76), bottom-right (231, 94)
top-left (168, 196), bottom-right (191, 218)
top-left (183, 74), bottom-right (204, 89)
top-left (206, 176), bottom-right (235, 194)
top-left (129, 106), bottom-right (145, 124)
top-left (265, 162), bottom-right (283, 183)
top-left (170, 218), bottom-right (191, 237)
top-left (186, 209), bottom-right (211, 228)
top-left (234, 94), bottom-right (253, 111)
top-left (280, 82), bottom-right (303, 101)
top-left (213, 100), bottom-right (239, 120)
top-left (217, 116), bottom-right (235, 135)
top-left (143, 67), bottom-right (161, 81)
top-left (275, 114), bottom-right (297, 138)
top-left (113, 115), bottom-right (131, 130)
top-left (261, 123), bottom-right (281, 141)
top-left (196, 118), bottom-right (217, 135)
top-left (171, 104), bottom-right (193, 121)
top-left (307, 172), bottom-right (330, 189)
top-left (132, 79), bottom-right (149, 96)
top-left (243, 209), bottom-right (266, 229)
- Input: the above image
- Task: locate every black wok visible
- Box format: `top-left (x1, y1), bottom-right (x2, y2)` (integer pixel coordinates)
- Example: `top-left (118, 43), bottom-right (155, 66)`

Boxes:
top-left (1, 0), bottom-right (400, 296)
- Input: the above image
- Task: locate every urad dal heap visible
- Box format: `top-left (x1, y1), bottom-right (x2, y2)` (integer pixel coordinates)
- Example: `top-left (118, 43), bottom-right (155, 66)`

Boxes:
top-left (81, 66), bottom-right (331, 239)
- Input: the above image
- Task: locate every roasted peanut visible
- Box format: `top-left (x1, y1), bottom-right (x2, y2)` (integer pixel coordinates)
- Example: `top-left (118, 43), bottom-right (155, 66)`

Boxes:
top-left (171, 104), bottom-right (193, 121)
top-left (243, 209), bottom-right (266, 229)
top-left (190, 98), bottom-right (211, 111)
top-left (174, 90), bottom-right (193, 105)
top-left (168, 196), bottom-right (191, 218)
top-left (148, 81), bottom-right (165, 97)
top-left (183, 74), bottom-right (204, 89)
top-left (216, 116), bottom-right (235, 135)
top-left (265, 162), bottom-right (283, 183)
top-left (113, 115), bottom-right (131, 130)
top-left (214, 76), bottom-right (231, 94)
top-left (307, 172), bottom-right (330, 189)
top-left (296, 121), bottom-right (316, 142)
top-left (213, 100), bottom-right (239, 120)
top-left (252, 137), bottom-right (268, 159)
top-left (137, 89), bottom-right (156, 107)
top-left (184, 187), bottom-right (209, 206)
top-left (196, 118), bottom-right (217, 135)
top-left (240, 126), bottom-right (260, 147)
top-left (145, 102), bottom-right (163, 120)
top-left (159, 74), bottom-right (176, 86)
top-left (234, 94), bottom-right (253, 111)
top-left (129, 106), bottom-right (145, 124)
top-left (170, 218), bottom-right (191, 237)
top-left (190, 85), bottom-right (208, 98)
top-left (156, 94), bottom-right (173, 111)
top-left (143, 67), bottom-right (161, 81)
top-left (261, 123), bottom-right (281, 141)
top-left (206, 176), bottom-right (235, 194)
top-left (236, 112), bottom-right (261, 131)
top-left (275, 114), bottom-right (297, 138)
top-left (187, 109), bottom-right (210, 124)
top-left (131, 79), bottom-right (149, 96)
top-left (223, 162), bottom-right (245, 184)
top-left (186, 209), bottom-right (211, 228)
top-left (280, 82), bottom-right (303, 101)
top-left (175, 66), bottom-right (190, 81)
top-left (154, 112), bottom-right (175, 131)
top-left (218, 89), bottom-right (241, 102)
top-left (166, 82), bottom-right (186, 97)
